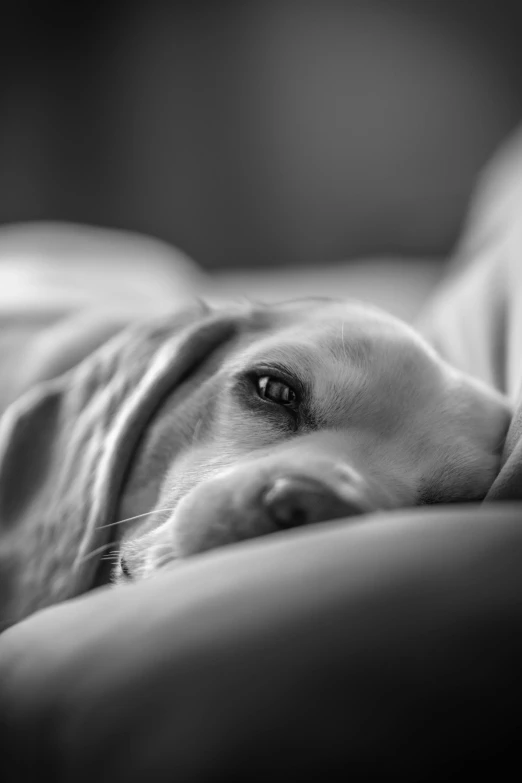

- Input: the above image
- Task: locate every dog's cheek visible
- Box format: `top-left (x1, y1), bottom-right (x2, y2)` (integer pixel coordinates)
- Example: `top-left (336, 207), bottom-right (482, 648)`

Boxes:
top-left (158, 403), bottom-right (293, 508)
top-left (438, 378), bottom-right (511, 500)
top-left (215, 399), bottom-right (294, 451)
top-left (418, 440), bottom-right (501, 504)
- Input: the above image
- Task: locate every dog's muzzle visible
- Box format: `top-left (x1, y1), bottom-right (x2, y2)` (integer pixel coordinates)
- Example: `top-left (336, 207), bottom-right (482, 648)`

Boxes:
top-left (170, 462), bottom-right (381, 558)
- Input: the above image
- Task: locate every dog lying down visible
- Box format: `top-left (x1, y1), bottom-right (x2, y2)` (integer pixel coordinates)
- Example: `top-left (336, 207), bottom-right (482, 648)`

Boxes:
top-left (115, 298), bottom-right (510, 579)
top-left (0, 296), bottom-right (511, 625)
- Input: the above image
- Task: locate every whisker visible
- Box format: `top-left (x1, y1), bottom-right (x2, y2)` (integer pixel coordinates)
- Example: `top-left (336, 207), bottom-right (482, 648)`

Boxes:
top-left (100, 550), bottom-right (120, 562)
top-left (76, 541), bottom-right (116, 566)
top-left (97, 507), bottom-right (178, 530)
top-left (341, 319), bottom-right (346, 354)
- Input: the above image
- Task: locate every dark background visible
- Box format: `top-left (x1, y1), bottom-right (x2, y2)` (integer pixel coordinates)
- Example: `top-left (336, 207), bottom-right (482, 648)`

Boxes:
top-left (1, 0), bottom-right (522, 269)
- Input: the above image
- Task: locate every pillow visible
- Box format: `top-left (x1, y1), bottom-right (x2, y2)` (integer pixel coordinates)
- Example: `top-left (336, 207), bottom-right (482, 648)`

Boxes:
top-left (1, 505), bottom-right (522, 779)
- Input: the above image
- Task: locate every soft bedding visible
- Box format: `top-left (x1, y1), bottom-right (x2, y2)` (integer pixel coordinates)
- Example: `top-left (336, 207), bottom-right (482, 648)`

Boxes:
top-left (1, 129), bottom-right (522, 777)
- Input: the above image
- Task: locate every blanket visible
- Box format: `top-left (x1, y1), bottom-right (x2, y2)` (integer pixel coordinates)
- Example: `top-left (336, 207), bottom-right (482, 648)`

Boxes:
top-left (418, 127), bottom-right (522, 502)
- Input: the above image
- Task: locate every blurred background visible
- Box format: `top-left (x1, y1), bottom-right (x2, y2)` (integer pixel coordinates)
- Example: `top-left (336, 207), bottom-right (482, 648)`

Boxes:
top-left (1, 0), bottom-right (522, 318)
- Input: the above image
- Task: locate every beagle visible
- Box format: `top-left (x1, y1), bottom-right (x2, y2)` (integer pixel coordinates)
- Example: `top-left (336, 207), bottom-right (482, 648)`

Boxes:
top-left (113, 297), bottom-right (510, 582)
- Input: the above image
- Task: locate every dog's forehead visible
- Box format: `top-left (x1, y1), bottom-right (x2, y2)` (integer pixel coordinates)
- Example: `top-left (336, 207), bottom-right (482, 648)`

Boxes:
top-left (229, 299), bottom-right (404, 381)
top-left (248, 298), bottom-right (405, 356)
top-left (257, 298), bottom-right (398, 331)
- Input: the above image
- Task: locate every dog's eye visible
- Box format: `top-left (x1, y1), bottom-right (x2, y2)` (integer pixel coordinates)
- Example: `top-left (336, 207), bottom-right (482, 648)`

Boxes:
top-left (257, 376), bottom-right (298, 408)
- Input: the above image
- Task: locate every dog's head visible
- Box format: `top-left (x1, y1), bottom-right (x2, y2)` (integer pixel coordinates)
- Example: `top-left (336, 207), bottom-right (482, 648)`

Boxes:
top-left (115, 297), bottom-right (511, 581)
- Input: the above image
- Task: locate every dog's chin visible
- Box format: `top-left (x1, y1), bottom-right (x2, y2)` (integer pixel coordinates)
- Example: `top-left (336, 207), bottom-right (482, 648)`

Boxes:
top-left (113, 536), bottom-right (178, 584)
top-left (418, 439), bottom-right (506, 506)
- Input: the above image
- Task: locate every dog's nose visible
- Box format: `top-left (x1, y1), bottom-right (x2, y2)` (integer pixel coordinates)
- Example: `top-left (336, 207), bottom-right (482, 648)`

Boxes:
top-left (262, 475), bottom-right (366, 530)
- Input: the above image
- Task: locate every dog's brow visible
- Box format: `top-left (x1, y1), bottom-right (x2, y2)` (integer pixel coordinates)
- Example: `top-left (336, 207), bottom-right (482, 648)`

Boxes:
top-left (242, 345), bottom-right (314, 379)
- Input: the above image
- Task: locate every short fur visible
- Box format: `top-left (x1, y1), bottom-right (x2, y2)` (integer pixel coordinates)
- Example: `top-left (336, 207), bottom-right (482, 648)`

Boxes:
top-left (114, 298), bottom-right (511, 582)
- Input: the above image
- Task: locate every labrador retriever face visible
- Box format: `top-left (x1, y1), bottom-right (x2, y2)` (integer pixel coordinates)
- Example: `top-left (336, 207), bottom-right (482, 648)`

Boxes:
top-left (114, 299), bottom-right (511, 582)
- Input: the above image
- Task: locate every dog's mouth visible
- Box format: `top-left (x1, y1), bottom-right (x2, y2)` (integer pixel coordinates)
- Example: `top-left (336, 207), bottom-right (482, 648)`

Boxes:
top-left (119, 556), bottom-right (132, 579)
top-left (115, 533), bottom-right (179, 583)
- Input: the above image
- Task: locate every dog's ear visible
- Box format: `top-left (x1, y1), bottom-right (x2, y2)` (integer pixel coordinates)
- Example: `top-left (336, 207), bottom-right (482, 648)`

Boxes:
top-left (0, 301), bottom-right (251, 629)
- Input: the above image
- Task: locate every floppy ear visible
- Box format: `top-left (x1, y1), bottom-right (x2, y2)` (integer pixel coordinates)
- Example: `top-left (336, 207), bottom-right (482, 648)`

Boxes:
top-left (0, 301), bottom-right (250, 629)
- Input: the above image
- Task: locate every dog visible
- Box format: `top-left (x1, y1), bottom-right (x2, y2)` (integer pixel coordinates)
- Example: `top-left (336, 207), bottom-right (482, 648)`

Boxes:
top-left (112, 296), bottom-right (511, 584)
